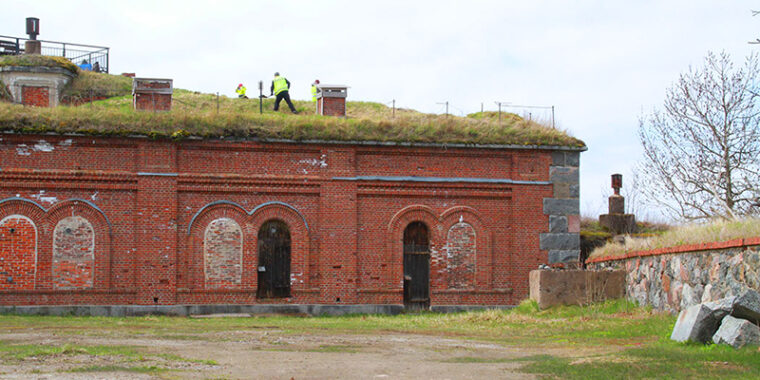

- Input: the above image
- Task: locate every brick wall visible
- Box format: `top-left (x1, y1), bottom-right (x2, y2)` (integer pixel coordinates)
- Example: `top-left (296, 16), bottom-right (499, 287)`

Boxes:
top-left (134, 93), bottom-right (172, 111)
top-left (21, 86), bottom-right (50, 107)
top-left (0, 134), bottom-right (582, 306)
top-left (318, 97), bottom-right (345, 116)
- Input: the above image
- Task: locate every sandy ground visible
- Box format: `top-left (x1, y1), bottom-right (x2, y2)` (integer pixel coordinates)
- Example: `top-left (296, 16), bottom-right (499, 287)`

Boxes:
top-left (0, 320), bottom-right (614, 380)
top-left (0, 327), bottom-right (551, 380)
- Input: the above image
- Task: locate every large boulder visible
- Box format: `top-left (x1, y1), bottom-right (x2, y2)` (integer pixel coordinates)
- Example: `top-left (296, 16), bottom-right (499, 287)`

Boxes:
top-left (712, 315), bottom-right (760, 349)
top-left (732, 289), bottom-right (760, 325)
top-left (671, 303), bottom-right (728, 343)
top-left (703, 289), bottom-right (760, 326)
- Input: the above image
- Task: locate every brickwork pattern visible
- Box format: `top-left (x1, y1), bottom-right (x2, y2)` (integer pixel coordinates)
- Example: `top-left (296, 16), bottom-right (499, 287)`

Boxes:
top-left (134, 93), bottom-right (171, 111)
top-left (52, 216), bottom-right (94, 289)
top-left (318, 97), bottom-right (346, 116)
top-left (204, 218), bottom-right (243, 288)
top-left (0, 216), bottom-right (37, 289)
top-left (21, 86), bottom-right (50, 107)
top-left (0, 134), bottom-right (582, 306)
top-left (443, 222), bottom-right (476, 289)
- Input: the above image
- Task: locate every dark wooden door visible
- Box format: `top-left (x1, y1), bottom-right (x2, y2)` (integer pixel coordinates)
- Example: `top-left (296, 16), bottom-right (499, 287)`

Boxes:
top-left (403, 222), bottom-right (430, 310)
top-left (257, 220), bottom-right (291, 298)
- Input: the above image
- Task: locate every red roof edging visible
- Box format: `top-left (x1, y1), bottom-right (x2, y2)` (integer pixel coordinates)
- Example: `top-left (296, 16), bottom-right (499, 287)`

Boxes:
top-left (586, 236), bottom-right (760, 264)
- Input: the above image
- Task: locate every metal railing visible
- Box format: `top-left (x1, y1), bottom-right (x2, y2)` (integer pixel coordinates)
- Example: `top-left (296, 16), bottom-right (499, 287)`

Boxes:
top-left (0, 35), bottom-right (109, 73)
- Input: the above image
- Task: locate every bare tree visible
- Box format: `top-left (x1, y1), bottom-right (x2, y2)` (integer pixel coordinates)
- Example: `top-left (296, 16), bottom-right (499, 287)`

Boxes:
top-left (638, 51), bottom-right (760, 220)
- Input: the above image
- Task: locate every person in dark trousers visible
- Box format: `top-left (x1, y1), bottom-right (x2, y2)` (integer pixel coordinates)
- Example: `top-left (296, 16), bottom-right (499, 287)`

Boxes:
top-left (270, 72), bottom-right (298, 113)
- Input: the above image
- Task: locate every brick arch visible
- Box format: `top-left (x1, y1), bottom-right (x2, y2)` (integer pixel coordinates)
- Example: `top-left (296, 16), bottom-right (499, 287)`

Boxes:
top-left (46, 199), bottom-right (112, 289)
top-left (440, 206), bottom-right (492, 288)
top-left (0, 198), bottom-right (47, 224)
top-left (186, 201), bottom-right (249, 289)
top-left (249, 202), bottom-right (310, 290)
top-left (0, 214), bottom-right (38, 290)
top-left (387, 205), bottom-right (441, 293)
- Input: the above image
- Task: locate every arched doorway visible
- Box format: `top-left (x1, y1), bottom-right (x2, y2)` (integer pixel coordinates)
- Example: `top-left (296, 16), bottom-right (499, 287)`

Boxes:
top-left (403, 221), bottom-right (430, 310)
top-left (257, 220), bottom-right (291, 298)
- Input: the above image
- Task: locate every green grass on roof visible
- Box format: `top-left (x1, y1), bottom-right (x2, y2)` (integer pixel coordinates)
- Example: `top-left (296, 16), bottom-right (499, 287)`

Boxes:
top-left (0, 68), bottom-right (584, 147)
top-left (0, 54), bottom-right (79, 74)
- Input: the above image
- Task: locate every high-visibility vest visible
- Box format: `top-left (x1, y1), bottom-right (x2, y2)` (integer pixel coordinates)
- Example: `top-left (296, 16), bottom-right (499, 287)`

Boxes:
top-left (273, 76), bottom-right (289, 95)
top-left (236, 86), bottom-right (246, 96)
top-left (311, 85), bottom-right (317, 101)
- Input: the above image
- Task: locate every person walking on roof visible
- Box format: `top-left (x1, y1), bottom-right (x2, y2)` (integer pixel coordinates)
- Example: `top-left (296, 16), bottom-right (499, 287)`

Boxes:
top-left (236, 83), bottom-right (248, 99)
top-left (271, 72), bottom-right (298, 113)
top-left (311, 79), bottom-right (320, 102)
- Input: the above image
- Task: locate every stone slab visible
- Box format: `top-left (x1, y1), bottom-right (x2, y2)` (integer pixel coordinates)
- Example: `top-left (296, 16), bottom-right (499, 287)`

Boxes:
top-left (549, 215), bottom-right (568, 233)
top-left (712, 315), bottom-right (760, 348)
top-left (548, 250), bottom-right (580, 264)
top-left (543, 198), bottom-right (580, 215)
top-left (550, 166), bottom-right (579, 184)
top-left (529, 269), bottom-right (625, 309)
top-left (540, 233), bottom-right (580, 250)
top-left (732, 289), bottom-right (760, 325)
top-left (671, 304), bottom-right (727, 343)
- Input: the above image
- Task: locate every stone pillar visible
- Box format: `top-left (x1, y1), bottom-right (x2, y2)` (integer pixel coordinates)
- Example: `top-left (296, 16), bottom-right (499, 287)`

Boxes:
top-left (24, 40), bottom-right (41, 55)
top-left (540, 150), bottom-right (581, 264)
top-left (599, 174), bottom-right (636, 234)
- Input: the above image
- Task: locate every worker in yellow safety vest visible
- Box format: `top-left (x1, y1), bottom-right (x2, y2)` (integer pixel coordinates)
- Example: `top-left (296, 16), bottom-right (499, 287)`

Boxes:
top-left (236, 83), bottom-right (248, 99)
top-left (311, 79), bottom-right (320, 101)
top-left (270, 72), bottom-right (298, 113)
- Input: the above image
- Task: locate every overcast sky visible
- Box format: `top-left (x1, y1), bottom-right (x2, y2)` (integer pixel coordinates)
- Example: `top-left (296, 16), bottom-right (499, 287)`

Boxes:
top-left (3, 1), bottom-right (758, 221)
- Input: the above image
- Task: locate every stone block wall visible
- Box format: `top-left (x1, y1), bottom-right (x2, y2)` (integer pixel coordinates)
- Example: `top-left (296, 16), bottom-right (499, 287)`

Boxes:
top-left (529, 269), bottom-right (625, 309)
top-left (588, 239), bottom-right (760, 314)
top-left (0, 133), bottom-right (584, 307)
top-left (540, 151), bottom-right (581, 264)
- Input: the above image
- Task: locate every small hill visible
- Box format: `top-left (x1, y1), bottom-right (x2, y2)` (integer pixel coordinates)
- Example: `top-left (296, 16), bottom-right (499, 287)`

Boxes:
top-left (0, 57), bottom-right (585, 148)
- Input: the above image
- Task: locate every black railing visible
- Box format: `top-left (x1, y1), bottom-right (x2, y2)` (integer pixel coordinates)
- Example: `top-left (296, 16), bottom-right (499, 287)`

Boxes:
top-left (0, 35), bottom-right (109, 73)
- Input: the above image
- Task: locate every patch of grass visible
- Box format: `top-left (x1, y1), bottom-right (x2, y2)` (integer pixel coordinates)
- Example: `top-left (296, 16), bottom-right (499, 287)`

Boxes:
top-left (0, 342), bottom-right (139, 360)
top-left (588, 217), bottom-right (760, 260)
top-left (67, 364), bottom-right (166, 374)
top-left (519, 341), bottom-right (760, 380)
top-left (62, 71), bottom-right (132, 100)
top-left (156, 353), bottom-right (218, 365)
top-left (0, 90), bottom-right (584, 147)
top-left (0, 55), bottom-right (78, 73)
top-left (306, 344), bottom-right (359, 353)
top-left (442, 356), bottom-right (514, 363)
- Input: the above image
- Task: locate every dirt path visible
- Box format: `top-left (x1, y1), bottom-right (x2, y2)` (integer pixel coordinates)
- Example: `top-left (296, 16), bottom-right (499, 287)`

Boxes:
top-left (0, 328), bottom-right (552, 379)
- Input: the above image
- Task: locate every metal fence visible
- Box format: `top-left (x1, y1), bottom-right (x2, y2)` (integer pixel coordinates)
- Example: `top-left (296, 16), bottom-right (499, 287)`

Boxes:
top-left (0, 35), bottom-right (109, 73)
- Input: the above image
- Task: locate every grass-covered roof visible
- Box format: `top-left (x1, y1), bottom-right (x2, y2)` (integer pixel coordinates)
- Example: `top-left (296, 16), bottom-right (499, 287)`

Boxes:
top-left (0, 58), bottom-right (585, 148)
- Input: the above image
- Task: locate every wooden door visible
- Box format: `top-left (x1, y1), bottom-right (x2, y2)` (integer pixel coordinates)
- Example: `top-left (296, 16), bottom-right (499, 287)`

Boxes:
top-left (403, 222), bottom-right (430, 310)
top-left (257, 220), bottom-right (291, 298)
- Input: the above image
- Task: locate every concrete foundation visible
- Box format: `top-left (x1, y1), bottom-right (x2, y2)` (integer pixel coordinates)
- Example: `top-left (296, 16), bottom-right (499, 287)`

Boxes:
top-left (0, 304), bottom-right (512, 317)
top-left (529, 269), bottom-right (625, 309)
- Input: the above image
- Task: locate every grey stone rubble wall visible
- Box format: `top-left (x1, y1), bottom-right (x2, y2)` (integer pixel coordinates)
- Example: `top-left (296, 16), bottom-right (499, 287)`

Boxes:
top-left (589, 246), bottom-right (760, 314)
top-left (541, 151), bottom-right (581, 264)
top-left (0, 304), bottom-right (513, 317)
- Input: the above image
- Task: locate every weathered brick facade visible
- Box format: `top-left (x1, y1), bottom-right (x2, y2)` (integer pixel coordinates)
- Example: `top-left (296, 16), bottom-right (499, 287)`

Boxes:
top-left (21, 86), bottom-right (50, 107)
top-left (0, 134), bottom-right (582, 307)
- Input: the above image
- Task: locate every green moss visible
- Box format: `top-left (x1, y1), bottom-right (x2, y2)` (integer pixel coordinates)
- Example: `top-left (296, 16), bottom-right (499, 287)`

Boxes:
top-left (0, 55), bottom-right (79, 74)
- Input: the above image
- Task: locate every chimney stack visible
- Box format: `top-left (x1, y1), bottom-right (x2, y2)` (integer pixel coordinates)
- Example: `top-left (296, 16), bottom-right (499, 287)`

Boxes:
top-left (315, 84), bottom-right (348, 116)
top-left (24, 17), bottom-right (41, 54)
top-left (132, 78), bottom-right (173, 111)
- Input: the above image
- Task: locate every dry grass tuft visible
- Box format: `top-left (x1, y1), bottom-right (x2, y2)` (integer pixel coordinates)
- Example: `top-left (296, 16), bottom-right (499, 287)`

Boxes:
top-left (588, 217), bottom-right (760, 260)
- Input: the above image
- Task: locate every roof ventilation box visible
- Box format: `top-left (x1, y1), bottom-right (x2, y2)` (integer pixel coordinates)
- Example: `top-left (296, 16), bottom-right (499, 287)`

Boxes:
top-left (132, 78), bottom-right (173, 111)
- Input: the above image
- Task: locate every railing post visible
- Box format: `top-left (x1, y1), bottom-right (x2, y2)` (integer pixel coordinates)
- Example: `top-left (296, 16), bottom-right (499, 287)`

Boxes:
top-left (106, 48), bottom-right (110, 74)
top-left (62, 43), bottom-right (66, 58)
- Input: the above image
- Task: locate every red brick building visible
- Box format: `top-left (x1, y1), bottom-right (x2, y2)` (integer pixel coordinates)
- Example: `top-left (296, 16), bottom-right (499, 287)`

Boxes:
top-left (0, 133), bottom-right (583, 313)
